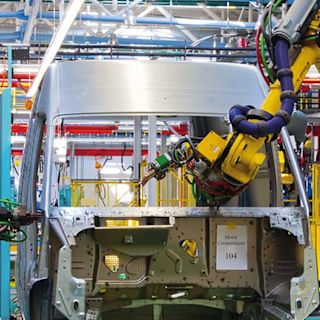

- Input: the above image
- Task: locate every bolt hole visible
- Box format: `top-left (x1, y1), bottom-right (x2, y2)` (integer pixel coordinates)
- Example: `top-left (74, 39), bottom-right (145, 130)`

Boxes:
top-left (73, 301), bottom-right (79, 311)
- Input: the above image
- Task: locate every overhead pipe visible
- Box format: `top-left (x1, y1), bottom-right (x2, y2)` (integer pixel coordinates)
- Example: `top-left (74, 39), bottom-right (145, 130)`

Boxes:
top-left (10, 9), bottom-right (256, 30)
top-left (0, 31), bottom-right (205, 47)
top-left (0, 31), bottom-right (21, 40)
top-left (53, 51), bottom-right (256, 59)
top-left (1, 51), bottom-right (256, 60)
top-left (34, 34), bottom-right (196, 46)
top-left (0, 51), bottom-right (257, 60)
top-left (0, 12), bottom-right (21, 19)
top-left (38, 44), bottom-right (255, 51)
top-left (0, 31), bottom-right (258, 49)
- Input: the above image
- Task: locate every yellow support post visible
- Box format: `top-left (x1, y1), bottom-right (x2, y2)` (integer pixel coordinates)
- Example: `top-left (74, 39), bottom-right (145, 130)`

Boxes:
top-left (311, 163), bottom-right (320, 279)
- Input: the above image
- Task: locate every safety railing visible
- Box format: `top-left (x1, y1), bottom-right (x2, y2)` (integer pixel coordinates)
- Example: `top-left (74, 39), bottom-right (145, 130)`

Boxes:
top-left (156, 166), bottom-right (196, 207)
top-left (11, 88), bottom-right (29, 109)
top-left (311, 163), bottom-right (320, 279)
top-left (298, 90), bottom-right (320, 111)
top-left (70, 167), bottom-right (195, 208)
top-left (70, 180), bottom-right (145, 207)
top-left (0, 87), bottom-right (31, 109)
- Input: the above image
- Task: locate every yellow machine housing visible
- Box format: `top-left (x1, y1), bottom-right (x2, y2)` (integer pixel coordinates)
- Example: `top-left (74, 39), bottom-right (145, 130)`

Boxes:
top-left (278, 151), bottom-right (294, 185)
top-left (196, 131), bottom-right (228, 163)
top-left (221, 134), bottom-right (266, 184)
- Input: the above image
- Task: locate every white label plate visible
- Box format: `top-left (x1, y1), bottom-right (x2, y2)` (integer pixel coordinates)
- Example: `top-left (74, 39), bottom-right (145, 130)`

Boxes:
top-left (216, 225), bottom-right (248, 270)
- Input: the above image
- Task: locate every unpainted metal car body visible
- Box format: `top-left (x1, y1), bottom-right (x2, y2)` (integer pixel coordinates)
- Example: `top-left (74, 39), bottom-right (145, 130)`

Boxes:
top-left (17, 60), bottom-right (319, 320)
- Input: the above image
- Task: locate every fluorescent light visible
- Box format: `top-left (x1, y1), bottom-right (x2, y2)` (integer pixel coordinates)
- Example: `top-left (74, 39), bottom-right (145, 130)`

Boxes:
top-left (12, 109), bottom-right (31, 115)
top-left (14, 65), bottom-right (39, 74)
top-left (100, 167), bottom-right (121, 175)
top-left (26, 0), bottom-right (86, 98)
top-left (11, 136), bottom-right (26, 144)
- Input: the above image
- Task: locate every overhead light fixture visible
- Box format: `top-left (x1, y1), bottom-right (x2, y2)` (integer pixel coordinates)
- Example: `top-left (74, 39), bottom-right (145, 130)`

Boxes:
top-left (26, 0), bottom-right (86, 99)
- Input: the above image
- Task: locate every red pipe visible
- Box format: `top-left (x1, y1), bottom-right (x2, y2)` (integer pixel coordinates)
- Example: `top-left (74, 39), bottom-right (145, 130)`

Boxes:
top-left (72, 149), bottom-right (148, 156)
top-left (12, 124), bottom-right (28, 134)
top-left (303, 78), bottom-right (320, 84)
top-left (62, 125), bottom-right (118, 135)
top-left (12, 148), bottom-right (148, 157)
top-left (12, 124), bottom-right (119, 135)
top-left (12, 123), bottom-right (188, 136)
top-left (0, 72), bottom-right (36, 80)
top-left (161, 123), bottom-right (188, 136)
top-left (12, 72), bottom-right (36, 80)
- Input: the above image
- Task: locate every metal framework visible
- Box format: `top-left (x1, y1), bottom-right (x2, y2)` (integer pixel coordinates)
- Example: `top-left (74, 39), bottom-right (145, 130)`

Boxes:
top-left (0, 0), bottom-right (264, 46)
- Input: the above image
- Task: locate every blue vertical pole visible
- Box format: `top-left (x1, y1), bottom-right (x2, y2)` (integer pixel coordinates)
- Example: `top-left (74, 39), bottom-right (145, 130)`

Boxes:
top-left (0, 46), bottom-right (12, 320)
top-left (7, 46), bottom-right (12, 90)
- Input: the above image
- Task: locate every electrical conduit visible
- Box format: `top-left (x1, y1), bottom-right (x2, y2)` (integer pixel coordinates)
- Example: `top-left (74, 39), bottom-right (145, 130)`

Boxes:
top-left (229, 38), bottom-right (295, 137)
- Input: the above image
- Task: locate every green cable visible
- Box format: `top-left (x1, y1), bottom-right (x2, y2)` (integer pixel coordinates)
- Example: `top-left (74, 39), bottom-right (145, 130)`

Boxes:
top-left (259, 0), bottom-right (284, 83)
top-left (191, 177), bottom-right (234, 205)
top-left (273, 0), bottom-right (283, 11)
top-left (304, 36), bottom-right (317, 41)
top-left (0, 220), bottom-right (14, 231)
top-left (266, 0), bottom-right (283, 26)
top-left (191, 178), bottom-right (203, 203)
top-left (191, 179), bottom-right (198, 201)
top-left (0, 220), bottom-right (27, 242)
top-left (174, 150), bottom-right (180, 163)
top-left (10, 228), bottom-right (27, 243)
top-left (260, 34), bottom-right (275, 83)
top-left (0, 198), bottom-right (20, 211)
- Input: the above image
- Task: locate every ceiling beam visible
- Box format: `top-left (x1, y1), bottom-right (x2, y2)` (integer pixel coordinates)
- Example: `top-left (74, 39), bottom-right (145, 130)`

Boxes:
top-left (22, 0), bottom-right (41, 43)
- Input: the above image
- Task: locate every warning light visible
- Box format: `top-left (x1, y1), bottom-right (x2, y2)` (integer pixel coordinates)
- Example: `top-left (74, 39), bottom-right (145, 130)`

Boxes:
top-left (25, 98), bottom-right (33, 110)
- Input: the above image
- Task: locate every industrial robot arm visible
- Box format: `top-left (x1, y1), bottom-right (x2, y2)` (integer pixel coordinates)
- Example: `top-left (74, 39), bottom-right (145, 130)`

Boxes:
top-left (143, 0), bottom-right (320, 206)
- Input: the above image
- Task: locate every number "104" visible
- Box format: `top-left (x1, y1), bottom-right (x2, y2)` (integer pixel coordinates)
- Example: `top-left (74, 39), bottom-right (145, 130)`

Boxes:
top-left (226, 252), bottom-right (237, 259)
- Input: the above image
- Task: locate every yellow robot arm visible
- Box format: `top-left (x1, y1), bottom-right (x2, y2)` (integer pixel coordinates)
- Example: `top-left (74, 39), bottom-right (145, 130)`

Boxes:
top-left (222, 44), bottom-right (320, 185)
top-left (143, 1), bottom-right (320, 206)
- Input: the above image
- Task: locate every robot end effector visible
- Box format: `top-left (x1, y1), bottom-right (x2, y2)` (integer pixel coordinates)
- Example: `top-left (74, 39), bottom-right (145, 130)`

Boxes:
top-left (0, 200), bottom-right (42, 242)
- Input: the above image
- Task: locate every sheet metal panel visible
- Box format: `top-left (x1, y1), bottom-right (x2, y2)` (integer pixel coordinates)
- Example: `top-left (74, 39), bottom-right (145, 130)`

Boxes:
top-left (36, 60), bottom-right (268, 120)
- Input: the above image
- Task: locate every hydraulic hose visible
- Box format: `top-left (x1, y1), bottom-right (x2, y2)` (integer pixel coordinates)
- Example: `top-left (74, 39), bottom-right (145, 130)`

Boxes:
top-left (229, 38), bottom-right (296, 137)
